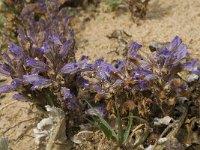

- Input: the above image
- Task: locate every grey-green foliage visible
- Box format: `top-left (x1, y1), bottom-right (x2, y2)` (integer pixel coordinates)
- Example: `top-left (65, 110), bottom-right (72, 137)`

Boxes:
top-left (0, 2), bottom-right (6, 30)
top-left (0, 137), bottom-right (9, 150)
top-left (87, 101), bottom-right (149, 148)
top-left (0, 15), bottom-right (6, 30)
top-left (104, 0), bottom-right (124, 10)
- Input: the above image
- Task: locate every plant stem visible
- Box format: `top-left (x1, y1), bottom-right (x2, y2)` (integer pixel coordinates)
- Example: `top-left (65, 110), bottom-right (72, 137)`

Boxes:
top-left (44, 90), bottom-right (54, 106)
top-left (115, 102), bottom-right (123, 146)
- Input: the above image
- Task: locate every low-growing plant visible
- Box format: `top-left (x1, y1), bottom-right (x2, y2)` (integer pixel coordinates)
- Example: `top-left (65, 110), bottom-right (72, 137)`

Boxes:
top-left (103, 0), bottom-right (150, 21)
top-left (83, 36), bottom-right (200, 118)
top-left (81, 36), bottom-right (200, 148)
top-left (127, 0), bottom-right (151, 20)
top-left (0, 0), bottom-right (91, 112)
top-left (87, 101), bottom-right (149, 148)
top-left (0, 1), bottom-right (200, 148)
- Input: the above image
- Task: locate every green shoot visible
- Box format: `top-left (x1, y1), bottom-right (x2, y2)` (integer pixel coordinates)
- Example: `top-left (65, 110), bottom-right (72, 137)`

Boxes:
top-left (86, 101), bottom-right (148, 148)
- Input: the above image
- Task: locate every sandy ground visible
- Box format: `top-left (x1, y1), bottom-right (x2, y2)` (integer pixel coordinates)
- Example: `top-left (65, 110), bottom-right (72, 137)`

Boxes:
top-left (1, 0), bottom-right (200, 149)
top-left (76, 0), bottom-right (200, 61)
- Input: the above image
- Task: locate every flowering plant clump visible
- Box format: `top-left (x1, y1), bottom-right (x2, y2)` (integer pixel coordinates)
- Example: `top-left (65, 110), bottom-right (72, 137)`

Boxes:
top-left (0, 0), bottom-right (91, 111)
top-left (83, 36), bottom-right (200, 117)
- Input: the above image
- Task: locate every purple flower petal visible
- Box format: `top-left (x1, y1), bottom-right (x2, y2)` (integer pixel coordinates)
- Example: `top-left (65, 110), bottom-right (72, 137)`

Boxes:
top-left (2, 53), bottom-right (12, 66)
top-left (8, 43), bottom-right (23, 59)
top-left (184, 59), bottom-right (198, 71)
top-left (95, 60), bottom-right (118, 81)
top-left (50, 34), bottom-right (62, 45)
top-left (60, 63), bottom-right (78, 74)
top-left (0, 85), bottom-right (15, 94)
top-left (23, 74), bottom-right (52, 90)
top-left (174, 44), bottom-right (189, 62)
top-left (25, 58), bottom-right (48, 72)
top-left (62, 87), bottom-right (73, 100)
top-left (167, 36), bottom-right (182, 51)
top-left (94, 59), bottom-right (104, 66)
top-left (59, 40), bottom-right (73, 56)
top-left (60, 57), bottom-right (89, 74)
top-left (11, 78), bottom-right (23, 89)
top-left (128, 42), bottom-right (142, 57)
top-left (134, 68), bottom-right (152, 76)
top-left (30, 80), bottom-right (52, 90)
top-left (17, 29), bottom-right (28, 41)
top-left (13, 94), bottom-right (28, 101)
top-left (192, 70), bottom-right (200, 75)
top-left (137, 80), bottom-right (147, 90)
top-left (61, 87), bottom-right (77, 110)
top-left (158, 49), bottom-right (170, 55)
top-left (0, 64), bottom-right (11, 76)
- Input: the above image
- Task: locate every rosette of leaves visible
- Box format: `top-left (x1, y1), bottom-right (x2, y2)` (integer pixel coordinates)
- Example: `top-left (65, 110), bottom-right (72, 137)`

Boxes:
top-left (0, 2), bottom-right (91, 111)
top-left (83, 36), bottom-right (200, 117)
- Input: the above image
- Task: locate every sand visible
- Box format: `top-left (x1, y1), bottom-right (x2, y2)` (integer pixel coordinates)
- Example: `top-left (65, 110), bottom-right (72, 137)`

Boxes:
top-left (1, 0), bottom-right (200, 149)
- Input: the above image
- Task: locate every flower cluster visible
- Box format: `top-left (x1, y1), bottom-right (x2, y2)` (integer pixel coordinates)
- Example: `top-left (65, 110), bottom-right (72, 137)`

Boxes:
top-left (83, 36), bottom-right (200, 117)
top-left (0, 0), bottom-right (90, 111)
top-left (0, 0), bottom-right (199, 120)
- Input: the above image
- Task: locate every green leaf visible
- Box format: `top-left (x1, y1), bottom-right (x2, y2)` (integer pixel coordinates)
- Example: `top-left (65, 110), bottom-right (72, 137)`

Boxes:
top-left (0, 137), bottom-right (8, 150)
top-left (104, 0), bottom-right (123, 10)
top-left (115, 102), bottom-right (123, 145)
top-left (43, 89), bottom-right (54, 106)
top-left (123, 111), bottom-right (133, 144)
top-left (95, 118), bottom-right (118, 141)
top-left (86, 101), bottom-right (118, 141)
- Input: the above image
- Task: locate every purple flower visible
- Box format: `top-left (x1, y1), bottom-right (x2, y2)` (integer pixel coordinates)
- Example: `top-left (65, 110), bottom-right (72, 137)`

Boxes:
top-left (0, 64), bottom-right (11, 76)
top-left (158, 49), bottom-right (170, 55)
top-left (11, 78), bottom-right (23, 89)
top-left (62, 87), bottom-right (73, 100)
top-left (13, 94), bottom-right (28, 101)
top-left (137, 80), bottom-right (147, 89)
top-left (23, 75), bottom-right (52, 90)
top-left (60, 57), bottom-right (89, 74)
top-left (2, 53), bottom-right (12, 66)
top-left (59, 40), bottom-right (73, 57)
top-left (128, 42), bottom-right (142, 57)
top-left (50, 34), bottom-right (62, 46)
top-left (191, 70), bottom-right (200, 75)
top-left (8, 44), bottom-right (23, 59)
top-left (184, 59), bottom-right (199, 72)
top-left (61, 87), bottom-right (77, 110)
top-left (173, 44), bottom-right (189, 63)
top-left (151, 36), bottom-right (191, 79)
top-left (95, 60), bottom-right (118, 81)
top-left (25, 58), bottom-right (48, 73)
top-left (167, 36), bottom-right (182, 51)
top-left (60, 63), bottom-right (78, 74)
top-left (0, 85), bottom-right (15, 94)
